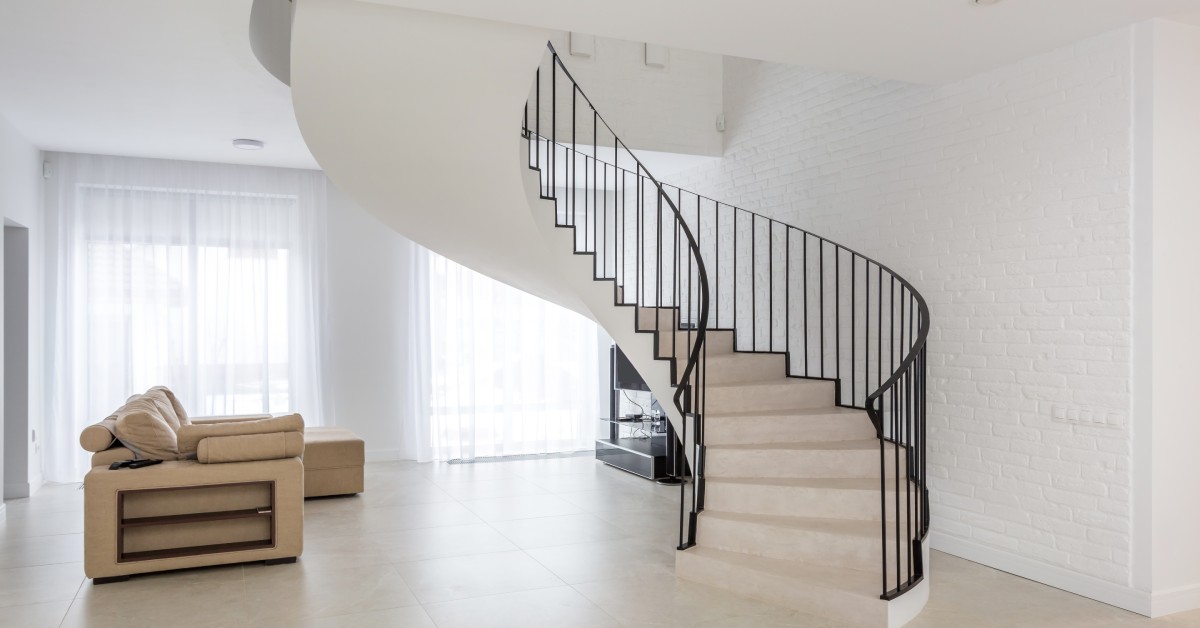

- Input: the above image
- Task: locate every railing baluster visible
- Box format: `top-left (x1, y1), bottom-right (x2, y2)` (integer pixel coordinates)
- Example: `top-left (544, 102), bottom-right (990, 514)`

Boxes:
top-left (734, 209), bottom-right (739, 349)
top-left (819, 239), bottom-right (825, 378)
top-left (769, 220), bottom-right (774, 352)
top-left (803, 233), bottom-right (809, 376)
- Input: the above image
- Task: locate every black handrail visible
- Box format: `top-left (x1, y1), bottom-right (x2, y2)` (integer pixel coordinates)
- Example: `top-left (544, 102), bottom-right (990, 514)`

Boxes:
top-left (523, 42), bottom-right (928, 600)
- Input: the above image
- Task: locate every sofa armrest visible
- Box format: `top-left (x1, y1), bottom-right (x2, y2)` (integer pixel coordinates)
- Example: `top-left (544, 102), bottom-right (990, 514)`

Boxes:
top-left (197, 432), bottom-right (305, 464)
top-left (189, 414), bottom-right (272, 425)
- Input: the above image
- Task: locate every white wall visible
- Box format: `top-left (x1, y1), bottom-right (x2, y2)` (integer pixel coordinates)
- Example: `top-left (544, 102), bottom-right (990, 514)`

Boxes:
top-left (547, 32), bottom-right (722, 157)
top-left (1135, 18), bottom-right (1200, 617)
top-left (0, 113), bottom-right (44, 504)
top-left (324, 183), bottom-right (427, 461)
top-left (672, 28), bottom-right (1142, 608)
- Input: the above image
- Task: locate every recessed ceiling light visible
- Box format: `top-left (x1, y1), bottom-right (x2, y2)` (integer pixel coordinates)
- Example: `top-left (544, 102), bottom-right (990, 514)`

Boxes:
top-left (973, 0), bottom-right (1002, 5)
top-left (232, 139), bottom-right (265, 150)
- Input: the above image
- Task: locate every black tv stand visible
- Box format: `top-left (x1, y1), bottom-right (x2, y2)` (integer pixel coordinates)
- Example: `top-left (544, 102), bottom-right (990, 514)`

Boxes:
top-left (595, 418), bottom-right (669, 480)
top-left (597, 346), bottom-right (686, 482)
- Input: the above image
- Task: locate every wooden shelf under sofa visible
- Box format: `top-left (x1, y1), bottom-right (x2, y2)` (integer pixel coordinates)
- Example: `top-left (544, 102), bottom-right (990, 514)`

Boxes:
top-left (116, 480), bottom-right (277, 564)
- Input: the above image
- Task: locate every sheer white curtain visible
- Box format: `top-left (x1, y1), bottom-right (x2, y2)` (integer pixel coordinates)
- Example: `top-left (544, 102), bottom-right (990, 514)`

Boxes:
top-left (416, 252), bottom-right (602, 462)
top-left (44, 153), bottom-right (329, 481)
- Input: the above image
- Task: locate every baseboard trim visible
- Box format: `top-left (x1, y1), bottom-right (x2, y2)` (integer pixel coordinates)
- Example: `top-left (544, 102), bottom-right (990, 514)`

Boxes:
top-left (1151, 583), bottom-right (1200, 617)
top-left (365, 449), bottom-right (408, 462)
top-left (929, 531), bottom-right (1151, 616)
top-left (28, 471), bottom-right (43, 496)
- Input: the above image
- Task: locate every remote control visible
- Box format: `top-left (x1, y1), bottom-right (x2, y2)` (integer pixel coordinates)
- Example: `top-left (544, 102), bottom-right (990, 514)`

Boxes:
top-left (127, 459), bottom-right (163, 469)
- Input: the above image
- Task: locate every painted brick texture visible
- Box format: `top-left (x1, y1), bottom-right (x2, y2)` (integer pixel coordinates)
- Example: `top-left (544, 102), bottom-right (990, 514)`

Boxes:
top-left (670, 29), bottom-right (1134, 585)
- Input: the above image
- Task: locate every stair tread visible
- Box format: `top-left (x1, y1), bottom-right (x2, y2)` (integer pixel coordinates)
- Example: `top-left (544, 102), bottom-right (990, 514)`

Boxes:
top-left (708, 439), bottom-right (885, 452)
top-left (708, 476), bottom-right (904, 491)
top-left (705, 378), bottom-right (831, 390)
top-left (684, 351), bottom-right (784, 362)
top-left (682, 546), bottom-right (880, 598)
top-left (705, 406), bottom-right (862, 419)
top-left (701, 511), bottom-right (886, 540)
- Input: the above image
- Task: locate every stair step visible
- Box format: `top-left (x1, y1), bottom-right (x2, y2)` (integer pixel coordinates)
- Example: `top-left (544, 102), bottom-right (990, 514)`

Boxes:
top-left (659, 329), bottom-right (734, 358)
top-left (696, 511), bottom-right (913, 585)
top-left (706, 439), bottom-right (904, 479)
top-left (635, 306), bottom-right (679, 333)
top-left (676, 546), bottom-right (886, 628)
top-left (678, 351), bottom-right (787, 385)
top-left (705, 477), bottom-right (913, 521)
top-left (704, 378), bottom-right (835, 414)
top-left (705, 407), bottom-right (877, 445)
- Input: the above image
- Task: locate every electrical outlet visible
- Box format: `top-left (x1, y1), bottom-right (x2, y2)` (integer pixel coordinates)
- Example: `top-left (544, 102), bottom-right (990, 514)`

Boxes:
top-left (1051, 405), bottom-right (1124, 429)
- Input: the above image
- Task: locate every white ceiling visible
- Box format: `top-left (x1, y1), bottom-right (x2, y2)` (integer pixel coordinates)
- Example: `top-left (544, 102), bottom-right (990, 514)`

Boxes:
top-left (1, 0), bottom-right (1199, 169)
top-left (0, 0), bottom-right (318, 169)
top-left (367, 0), bottom-right (1200, 84)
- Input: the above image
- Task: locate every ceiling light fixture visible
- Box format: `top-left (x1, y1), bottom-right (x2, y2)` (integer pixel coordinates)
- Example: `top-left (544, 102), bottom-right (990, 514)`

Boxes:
top-left (973, 0), bottom-right (1002, 5)
top-left (232, 138), bottom-right (265, 150)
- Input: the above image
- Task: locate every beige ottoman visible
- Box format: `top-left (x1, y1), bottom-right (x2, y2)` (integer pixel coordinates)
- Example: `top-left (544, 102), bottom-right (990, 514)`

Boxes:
top-left (303, 427), bottom-right (365, 497)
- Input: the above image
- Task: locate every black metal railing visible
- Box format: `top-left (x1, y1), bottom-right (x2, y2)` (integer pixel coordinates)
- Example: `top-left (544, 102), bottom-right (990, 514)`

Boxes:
top-left (523, 42), bottom-right (928, 600)
top-left (523, 43), bottom-right (711, 551)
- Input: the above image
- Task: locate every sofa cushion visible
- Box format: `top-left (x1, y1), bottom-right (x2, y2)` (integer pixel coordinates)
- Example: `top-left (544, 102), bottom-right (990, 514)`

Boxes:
top-left (80, 417), bottom-right (119, 453)
top-left (115, 409), bottom-right (181, 461)
top-left (176, 413), bottom-right (304, 454)
top-left (79, 386), bottom-right (189, 454)
top-left (303, 427), bottom-right (365, 470)
top-left (142, 386), bottom-right (189, 431)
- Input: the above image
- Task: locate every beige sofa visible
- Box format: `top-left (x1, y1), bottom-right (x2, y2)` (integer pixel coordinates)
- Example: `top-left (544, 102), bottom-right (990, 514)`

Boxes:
top-left (80, 387), bottom-right (305, 583)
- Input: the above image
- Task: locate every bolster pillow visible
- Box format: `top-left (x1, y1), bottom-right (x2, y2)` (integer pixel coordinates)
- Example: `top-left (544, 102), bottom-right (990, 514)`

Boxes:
top-left (197, 431), bottom-right (305, 464)
top-left (176, 413), bottom-right (304, 454)
top-left (79, 417), bottom-right (118, 453)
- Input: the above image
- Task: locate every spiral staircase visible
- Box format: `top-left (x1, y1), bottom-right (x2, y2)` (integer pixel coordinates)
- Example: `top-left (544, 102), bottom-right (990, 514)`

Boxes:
top-left (284, 1), bottom-right (931, 625)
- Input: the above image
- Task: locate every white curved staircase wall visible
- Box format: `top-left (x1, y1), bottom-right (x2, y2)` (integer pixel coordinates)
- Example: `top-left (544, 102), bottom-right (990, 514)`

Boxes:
top-left (292, 0), bottom-right (695, 455)
top-left (291, 0), bottom-right (577, 310)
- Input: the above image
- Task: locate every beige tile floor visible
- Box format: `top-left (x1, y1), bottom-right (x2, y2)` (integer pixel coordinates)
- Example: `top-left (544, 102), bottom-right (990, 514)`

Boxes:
top-left (2, 455), bottom-right (1199, 627)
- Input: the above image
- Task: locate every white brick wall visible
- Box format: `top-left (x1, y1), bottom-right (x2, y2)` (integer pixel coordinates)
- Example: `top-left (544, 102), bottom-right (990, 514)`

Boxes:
top-left (671, 29), bottom-right (1135, 585)
top-left (545, 32), bottom-right (723, 157)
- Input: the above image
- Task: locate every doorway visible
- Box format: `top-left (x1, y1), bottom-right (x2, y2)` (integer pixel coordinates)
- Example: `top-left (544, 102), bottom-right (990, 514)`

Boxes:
top-left (4, 221), bottom-right (30, 499)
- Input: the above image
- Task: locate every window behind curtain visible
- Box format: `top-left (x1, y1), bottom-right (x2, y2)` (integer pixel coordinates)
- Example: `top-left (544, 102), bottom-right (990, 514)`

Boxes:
top-left (82, 186), bottom-right (296, 415)
top-left (425, 253), bottom-right (602, 461)
top-left (45, 154), bottom-right (328, 482)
